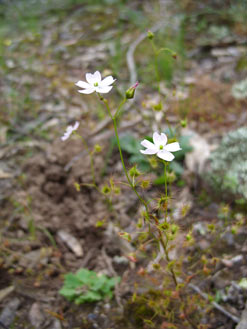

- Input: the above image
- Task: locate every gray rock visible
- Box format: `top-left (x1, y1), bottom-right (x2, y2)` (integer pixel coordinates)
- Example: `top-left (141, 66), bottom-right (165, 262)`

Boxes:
top-left (45, 319), bottom-right (62, 329)
top-left (184, 129), bottom-right (214, 175)
top-left (29, 303), bottom-right (45, 329)
top-left (0, 297), bottom-right (20, 327)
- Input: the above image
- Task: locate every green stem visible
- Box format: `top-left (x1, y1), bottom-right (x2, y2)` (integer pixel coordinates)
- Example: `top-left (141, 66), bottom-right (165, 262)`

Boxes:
top-left (149, 39), bottom-right (176, 137)
top-left (164, 162), bottom-right (168, 199)
top-left (150, 40), bottom-right (161, 94)
top-left (157, 47), bottom-right (175, 56)
top-left (153, 215), bottom-right (178, 287)
top-left (165, 118), bottom-right (174, 138)
top-left (162, 162), bottom-right (178, 285)
top-left (112, 117), bottom-right (148, 211)
top-left (164, 161), bottom-right (168, 222)
top-left (150, 40), bottom-right (174, 137)
top-left (114, 97), bottom-right (127, 119)
top-left (160, 234), bottom-right (178, 287)
top-left (90, 154), bottom-right (96, 186)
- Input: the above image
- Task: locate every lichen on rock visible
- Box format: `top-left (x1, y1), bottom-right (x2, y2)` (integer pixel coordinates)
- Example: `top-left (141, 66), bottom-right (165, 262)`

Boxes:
top-left (208, 127), bottom-right (247, 200)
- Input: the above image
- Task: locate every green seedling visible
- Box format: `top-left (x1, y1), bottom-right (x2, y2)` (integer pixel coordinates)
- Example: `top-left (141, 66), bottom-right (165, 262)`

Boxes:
top-left (59, 268), bottom-right (120, 304)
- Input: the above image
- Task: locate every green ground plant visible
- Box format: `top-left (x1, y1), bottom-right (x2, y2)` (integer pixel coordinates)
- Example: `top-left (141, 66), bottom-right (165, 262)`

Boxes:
top-left (59, 268), bottom-right (120, 304)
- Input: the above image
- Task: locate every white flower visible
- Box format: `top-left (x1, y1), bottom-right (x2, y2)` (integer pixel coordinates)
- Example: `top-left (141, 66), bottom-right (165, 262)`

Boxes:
top-left (61, 121), bottom-right (79, 141)
top-left (75, 71), bottom-right (115, 94)
top-left (140, 132), bottom-right (181, 161)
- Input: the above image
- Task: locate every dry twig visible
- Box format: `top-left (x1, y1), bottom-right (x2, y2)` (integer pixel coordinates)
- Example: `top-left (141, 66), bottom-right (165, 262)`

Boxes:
top-left (188, 282), bottom-right (240, 324)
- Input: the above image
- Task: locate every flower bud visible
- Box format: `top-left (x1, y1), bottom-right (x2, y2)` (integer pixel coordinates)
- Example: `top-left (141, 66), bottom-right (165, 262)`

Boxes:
top-left (167, 172), bottom-right (176, 184)
top-left (140, 180), bottom-right (150, 189)
top-left (149, 156), bottom-right (158, 169)
top-left (160, 222), bottom-right (169, 230)
top-left (147, 30), bottom-right (154, 40)
top-left (138, 267), bottom-right (146, 276)
top-left (207, 224), bottom-right (215, 232)
top-left (186, 233), bottom-right (192, 241)
top-left (171, 224), bottom-right (178, 235)
top-left (137, 217), bottom-right (143, 228)
top-left (74, 182), bottom-right (81, 192)
top-left (119, 232), bottom-right (131, 242)
top-left (94, 144), bottom-right (102, 153)
top-left (127, 253), bottom-right (137, 263)
top-left (125, 82), bottom-right (139, 99)
top-left (180, 119), bottom-right (187, 128)
top-left (129, 165), bottom-right (141, 177)
top-left (172, 52), bottom-right (177, 59)
top-left (95, 220), bottom-right (105, 228)
top-left (101, 184), bottom-right (111, 195)
top-left (153, 102), bottom-right (162, 112)
top-left (114, 187), bottom-right (120, 195)
top-left (152, 263), bottom-right (161, 270)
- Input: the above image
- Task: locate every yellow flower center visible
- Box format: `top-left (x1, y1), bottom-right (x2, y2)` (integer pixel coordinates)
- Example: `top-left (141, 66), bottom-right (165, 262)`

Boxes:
top-left (159, 145), bottom-right (163, 150)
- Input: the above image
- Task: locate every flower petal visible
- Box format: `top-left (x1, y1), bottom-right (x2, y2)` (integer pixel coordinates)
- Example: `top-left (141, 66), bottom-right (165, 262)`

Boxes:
top-left (164, 142), bottom-right (181, 152)
top-left (61, 130), bottom-right (71, 141)
top-left (160, 133), bottom-right (168, 144)
top-left (93, 71), bottom-right (101, 82)
top-left (141, 139), bottom-right (157, 151)
top-left (86, 71), bottom-right (101, 84)
top-left (99, 76), bottom-right (115, 87)
top-left (61, 134), bottom-right (69, 141)
top-left (85, 71), bottom-right (101, 85)
top-left (66, 126), bottom-right (73, 132)
top-left (140, 149), bottom-right (157, 155)
top-left (85, 73), bottom-right (94, 84)
top-left (157, 150), bottom-right (175, 161)
top-left (95, 86), bottom-right (113, 94)
top-left (73, 121), bottom-right (79, 130)
top-left (78, 88), bottom-right (95, 94)
top-left (75, 80), bottom-right (91, 89)
top-left (153, 132), bottom-right (167, 146)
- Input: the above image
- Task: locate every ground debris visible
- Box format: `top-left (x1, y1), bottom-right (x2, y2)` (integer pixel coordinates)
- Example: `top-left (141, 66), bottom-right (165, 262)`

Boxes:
top-left (57, 230), bottom-right (83, 257)
top-left (0, 169), bottom-right (12, 180)
top-left (0, 286), bottom-right (14, 303)
top-left (236, 300), bottom-right (247, 329)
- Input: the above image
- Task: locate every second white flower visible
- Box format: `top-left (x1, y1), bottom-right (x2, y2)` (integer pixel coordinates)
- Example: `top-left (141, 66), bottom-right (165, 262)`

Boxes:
top-left (140, 132), bottom-right (181, 161)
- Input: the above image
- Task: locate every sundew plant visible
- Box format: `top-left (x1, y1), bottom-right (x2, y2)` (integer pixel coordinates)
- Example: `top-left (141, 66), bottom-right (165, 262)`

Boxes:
top-left (59, 32), bottom-right (230, 328)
